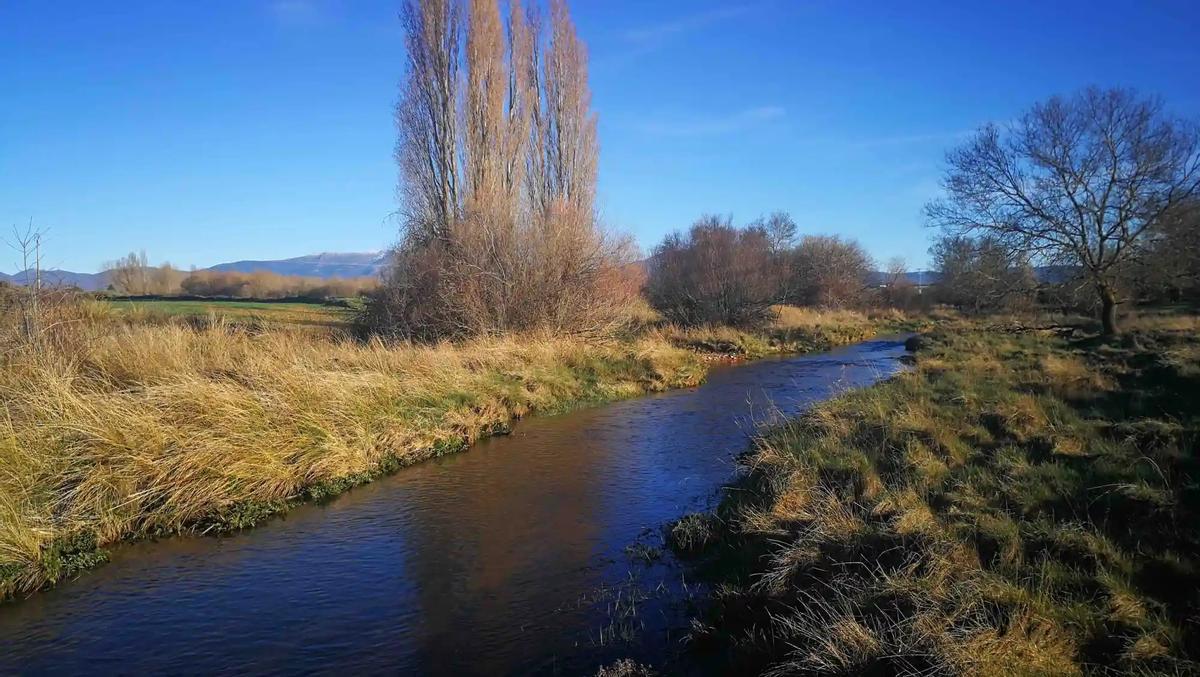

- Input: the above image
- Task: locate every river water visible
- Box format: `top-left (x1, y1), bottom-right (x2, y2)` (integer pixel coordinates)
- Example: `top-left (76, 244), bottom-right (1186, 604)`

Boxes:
top-left (0, 337), bottom-right (910, 676)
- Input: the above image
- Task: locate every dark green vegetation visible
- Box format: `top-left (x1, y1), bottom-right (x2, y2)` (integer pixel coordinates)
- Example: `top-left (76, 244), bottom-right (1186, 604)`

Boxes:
top-left (675, 313), bottom-right (1200, 675)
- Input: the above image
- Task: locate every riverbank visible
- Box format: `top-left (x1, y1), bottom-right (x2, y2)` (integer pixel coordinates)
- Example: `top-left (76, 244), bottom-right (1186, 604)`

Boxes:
top-left (0, 301), bottom-right (907, 601)
top-left (661, 306), bottom-right (915, 359)
top-left (673, 313), bottom-right (1200, 675)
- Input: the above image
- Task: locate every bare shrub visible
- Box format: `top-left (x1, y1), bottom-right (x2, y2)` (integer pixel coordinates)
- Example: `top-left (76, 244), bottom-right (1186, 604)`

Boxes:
top-left (878, 256), bottom-right (920, 310)
top-left (644, 215), bottom-right (785, 328)
top-left (1127, 198), bottom-right (1200, 303)
top-left (366, 209), bottom-right (637, 340)
top-left (930, 234), bottom-right (1035, 312)
top-left (177, 270), bottom-right (377, 300)
top-left (788, 234), bottom-right (874, 308)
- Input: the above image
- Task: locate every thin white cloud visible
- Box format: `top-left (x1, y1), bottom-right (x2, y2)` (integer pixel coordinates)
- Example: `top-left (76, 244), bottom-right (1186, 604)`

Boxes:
top-left (638, 106), bottom-right (785, 137)
top-left (848, 129), bottom-right (975, 150)
top-left (594, 2), bottom-right (767, 73)
top-left (789, 129), bottom-right (976, 151)
top-left (622, 4), bottom-right (758, 44)
top-left (268, 0), bottom-right (323, 26)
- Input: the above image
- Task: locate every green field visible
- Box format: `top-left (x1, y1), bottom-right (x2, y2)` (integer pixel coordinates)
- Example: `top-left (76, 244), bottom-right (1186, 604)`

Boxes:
top-left (105, 298), bottom-right (354, 327)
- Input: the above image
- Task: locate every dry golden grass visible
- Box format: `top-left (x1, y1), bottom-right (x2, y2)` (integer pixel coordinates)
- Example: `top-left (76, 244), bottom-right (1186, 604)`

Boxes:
top-left (679, 312), bottom-right (1200, 675)
top-left (0, 304), bottom-right (704, 599)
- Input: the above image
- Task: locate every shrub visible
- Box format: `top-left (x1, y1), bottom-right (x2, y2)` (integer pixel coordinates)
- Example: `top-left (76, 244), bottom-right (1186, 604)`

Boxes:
top-left (361, 206), bottom-right (639, 341)
top-left (645, 215), bottom-right (786, 328)
top-left (787, 234), bottom-right (874, 308)
top-left (177, 270), bottom-right (379, 300)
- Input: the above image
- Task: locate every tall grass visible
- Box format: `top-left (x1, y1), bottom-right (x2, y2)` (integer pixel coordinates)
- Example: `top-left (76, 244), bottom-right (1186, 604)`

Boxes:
top-left (0, 294), bottom-right (913, 601)
top-left (679, 313), bottom-right (1200, 675)
top-left (0, 302), bottom-right (704, 599)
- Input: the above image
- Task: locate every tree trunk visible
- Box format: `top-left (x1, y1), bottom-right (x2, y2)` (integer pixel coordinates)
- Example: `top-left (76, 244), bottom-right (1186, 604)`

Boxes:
top-left (1098, 284), bottom-right (1119, 336)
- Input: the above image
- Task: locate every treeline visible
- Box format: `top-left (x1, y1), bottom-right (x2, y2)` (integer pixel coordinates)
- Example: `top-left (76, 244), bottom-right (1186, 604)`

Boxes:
top-left (928, 197), bottom-right (1200, 316)
top-left (375, 10), bottom-right (1198, 342)
top-left (103, 253), bottom-right (378, 300)
top-left (927, 87), bottom-right (1199, 334)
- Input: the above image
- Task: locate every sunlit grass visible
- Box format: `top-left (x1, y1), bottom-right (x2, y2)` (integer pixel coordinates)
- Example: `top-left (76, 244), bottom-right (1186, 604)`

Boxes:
top-left (105, 298), bottom-right (354, 327)
top-left (679, 312), bottom-right (1200, 675)
top-left (658, 304), bottom-right (918, 358)
top-left (0, 305), bottom-right (706, 599)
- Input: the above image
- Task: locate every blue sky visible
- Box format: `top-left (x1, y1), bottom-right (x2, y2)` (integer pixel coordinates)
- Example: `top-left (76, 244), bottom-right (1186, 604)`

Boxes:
top-left (2, 1), bottom-right (1198, 273)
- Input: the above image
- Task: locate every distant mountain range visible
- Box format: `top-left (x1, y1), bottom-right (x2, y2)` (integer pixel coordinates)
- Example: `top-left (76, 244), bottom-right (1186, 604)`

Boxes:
top-left (866, 266), bottom-right (1078, 287)
top-left (865, 270), bottom-right (942, 287)
top-left (3, 252), bottom-right (1078, 293)
top-left (1, 252), bottom-right (391, 291)
top-left (0, 269), bottom-right (111, 290)
top-left (207, 251), bottom-right (391, 278)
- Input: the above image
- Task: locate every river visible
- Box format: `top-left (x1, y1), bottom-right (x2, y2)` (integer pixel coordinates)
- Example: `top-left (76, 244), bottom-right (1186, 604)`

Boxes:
top-left (0, 336), bottom-right (910, 676)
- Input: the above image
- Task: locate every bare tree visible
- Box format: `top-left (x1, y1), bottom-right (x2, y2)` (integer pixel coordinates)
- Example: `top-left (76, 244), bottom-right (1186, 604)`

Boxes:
top-left (5, 221), bottom-right (47, 340)
top-left (463, 0), bottom-right (506, 208)
top-left (536, 0), bottom-right (597, 222)
top-left (502, 0), bottom-right (533, 218)
top-left (396, 0), bottom-right (463, 244)
top-left (927, 87), bottom-right (1200, 334)
top-left (376, 0), bottom-right (630, 340)
top-left (879, 256), bottom-right (918, 309)
top-left (104, 250), bottom-right (151, 294)
top-left (749, 211), bottom-right (798, 252)
top-left (1127, 198), bottom-right (1200, 301)
top-left (883, 256), bottom-right (908, 288)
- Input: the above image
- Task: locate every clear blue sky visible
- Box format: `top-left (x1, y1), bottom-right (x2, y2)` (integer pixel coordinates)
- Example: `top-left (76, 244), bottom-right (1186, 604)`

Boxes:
top-left (2, 1), bottom-right (1198, 273)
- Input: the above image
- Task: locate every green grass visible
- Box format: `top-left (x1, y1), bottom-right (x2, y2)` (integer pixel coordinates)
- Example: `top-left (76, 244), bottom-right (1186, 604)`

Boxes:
top-left (105, 298), bottom-right (354, 327)
top-left (676, 313), bottom-right (1200, 676)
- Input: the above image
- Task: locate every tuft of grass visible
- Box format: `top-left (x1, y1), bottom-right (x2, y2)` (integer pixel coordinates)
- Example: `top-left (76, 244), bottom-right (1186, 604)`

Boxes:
top-left (666, 513), bottom-right (720, 556)
top-left (594, 658), bottom-right (656, 676)
top-left (679, 312), bottom-right (1200, 675)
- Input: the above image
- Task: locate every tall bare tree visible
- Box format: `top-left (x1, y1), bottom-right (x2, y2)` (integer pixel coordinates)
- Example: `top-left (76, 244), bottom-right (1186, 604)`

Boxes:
top-left (927, 87), bottom-right (1200, 334)
top-left (104, 250), bottom-right (151, 294)
top-left (378, 0), bottom-right (629, 340)
top-left (501, 0), bottom-right (533, 218)
top-left (536, 0), bottom-right (597, 221)
top-left (396, 0), bottom-right (463, 244)
top-left (463, 0), bottom-right (506, 208)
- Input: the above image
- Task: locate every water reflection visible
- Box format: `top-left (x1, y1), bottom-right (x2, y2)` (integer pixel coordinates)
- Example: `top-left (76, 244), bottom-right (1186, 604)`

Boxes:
top-left (0, 337), bottom-right (909, 675)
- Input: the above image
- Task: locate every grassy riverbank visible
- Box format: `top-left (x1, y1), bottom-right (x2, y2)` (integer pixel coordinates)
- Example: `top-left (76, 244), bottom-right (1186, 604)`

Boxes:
top-left (0, 300), bottom-right (904, 601)
top-left (674, 313), bottom-right (1200, 675)
top-left (662, 306), bottom-right (918, 359)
